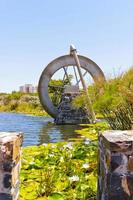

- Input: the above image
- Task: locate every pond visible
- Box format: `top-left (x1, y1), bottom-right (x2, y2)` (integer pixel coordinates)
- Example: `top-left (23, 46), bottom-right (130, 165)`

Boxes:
top-left (0, 112), bottom-right (81, 146)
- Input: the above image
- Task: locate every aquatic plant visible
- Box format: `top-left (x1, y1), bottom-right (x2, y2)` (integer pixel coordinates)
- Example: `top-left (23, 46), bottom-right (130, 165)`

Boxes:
top-left (20, 140), bottom-right (98, 200)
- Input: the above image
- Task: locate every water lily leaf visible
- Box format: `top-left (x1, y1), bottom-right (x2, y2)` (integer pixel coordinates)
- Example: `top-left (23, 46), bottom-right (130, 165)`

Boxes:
top-left (48, 193), bottom-right (64, 200)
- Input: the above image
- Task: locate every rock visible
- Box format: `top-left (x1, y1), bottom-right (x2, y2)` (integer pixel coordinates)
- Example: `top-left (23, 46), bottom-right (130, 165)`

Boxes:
top-left (0, 132), bottom-right (23, 200)
top-left (97, 130), bottom-right (133, 200)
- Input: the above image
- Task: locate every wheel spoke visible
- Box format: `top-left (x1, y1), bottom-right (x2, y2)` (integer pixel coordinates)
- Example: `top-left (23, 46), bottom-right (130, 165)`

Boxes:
top-left (63, 67), bottom-right (71, 85)
top-left (63, 67), bottom-right (67, 82)
top-left (76, 70), bottom-right (88, 85)
top-left (73, 66), bottom-right (79, 85)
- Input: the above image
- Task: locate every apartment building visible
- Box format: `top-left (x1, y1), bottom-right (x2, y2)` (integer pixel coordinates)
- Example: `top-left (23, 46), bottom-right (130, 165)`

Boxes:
top-left (19, 84), bottom-right (37, 93)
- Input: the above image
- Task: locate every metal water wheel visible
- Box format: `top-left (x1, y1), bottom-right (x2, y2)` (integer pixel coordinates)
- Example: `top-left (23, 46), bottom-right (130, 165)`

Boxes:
top-left (38, 46), bottom-right (105, 119)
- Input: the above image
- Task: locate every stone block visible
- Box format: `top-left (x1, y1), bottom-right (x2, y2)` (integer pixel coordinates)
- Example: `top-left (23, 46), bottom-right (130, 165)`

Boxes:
top-left (0, 132), bottom-right (23, 200)
top-left (98, 130), bottom-right (133, 200)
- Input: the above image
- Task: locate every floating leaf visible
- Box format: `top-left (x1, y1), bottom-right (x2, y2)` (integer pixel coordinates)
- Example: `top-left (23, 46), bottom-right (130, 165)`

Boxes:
top-left (48, 193), bottom-right (64, 200)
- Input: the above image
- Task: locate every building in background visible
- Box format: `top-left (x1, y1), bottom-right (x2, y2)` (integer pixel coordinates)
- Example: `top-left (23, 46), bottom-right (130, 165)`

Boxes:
top-left (19, 84), bottom-right (38, 93)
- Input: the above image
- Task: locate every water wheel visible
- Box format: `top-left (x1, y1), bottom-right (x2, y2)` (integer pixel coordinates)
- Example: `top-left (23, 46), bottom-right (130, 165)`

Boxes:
top-left (38, 46), bottom-right (105, 119)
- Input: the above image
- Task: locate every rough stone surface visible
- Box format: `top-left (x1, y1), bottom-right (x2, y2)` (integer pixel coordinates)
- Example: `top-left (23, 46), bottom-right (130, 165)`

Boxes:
top-left (97, 130), bottom-right (133, 200)
top-left (0, 132), bottom-right (23, 200)
top-left (55, 92), bottom-right (90, 124)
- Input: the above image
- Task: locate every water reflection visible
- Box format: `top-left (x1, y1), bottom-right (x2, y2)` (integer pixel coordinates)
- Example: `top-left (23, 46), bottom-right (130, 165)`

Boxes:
top-left (38, 123), bottom-right (81, 144)
top-left (0, 112), bottom-right (81, 146)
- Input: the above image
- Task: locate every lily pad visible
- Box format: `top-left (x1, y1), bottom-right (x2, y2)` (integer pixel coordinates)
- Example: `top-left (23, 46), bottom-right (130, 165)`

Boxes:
top-left (48, 193), bottom-right (64, 200)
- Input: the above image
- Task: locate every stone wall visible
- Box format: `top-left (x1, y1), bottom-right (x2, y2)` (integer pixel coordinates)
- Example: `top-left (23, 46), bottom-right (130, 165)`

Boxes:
top-left (98, 130), bottom-right (133, 200)
top-left (55, 93), bottom-right (90, 124)
top-left (0, 132), bottom-right (23, 200)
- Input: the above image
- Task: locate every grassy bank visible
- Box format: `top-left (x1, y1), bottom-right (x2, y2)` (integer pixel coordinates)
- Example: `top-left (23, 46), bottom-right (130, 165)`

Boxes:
top-left (20, 122), bottom-right (108, 200)
top-left (0, 92), bottom-right (48, 116)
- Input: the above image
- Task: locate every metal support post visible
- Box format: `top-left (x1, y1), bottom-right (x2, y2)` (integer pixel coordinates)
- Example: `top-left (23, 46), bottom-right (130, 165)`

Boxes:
top-left (70, 45), bottom-right (96, 123)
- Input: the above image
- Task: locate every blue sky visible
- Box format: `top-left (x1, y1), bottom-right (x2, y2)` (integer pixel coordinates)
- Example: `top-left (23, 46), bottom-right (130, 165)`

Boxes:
top-left (0, 0), bottom-right (133, 92)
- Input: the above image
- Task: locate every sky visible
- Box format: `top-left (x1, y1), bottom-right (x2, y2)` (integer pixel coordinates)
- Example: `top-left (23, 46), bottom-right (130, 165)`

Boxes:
top-left (0, 0), bottom-right (133, 93)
